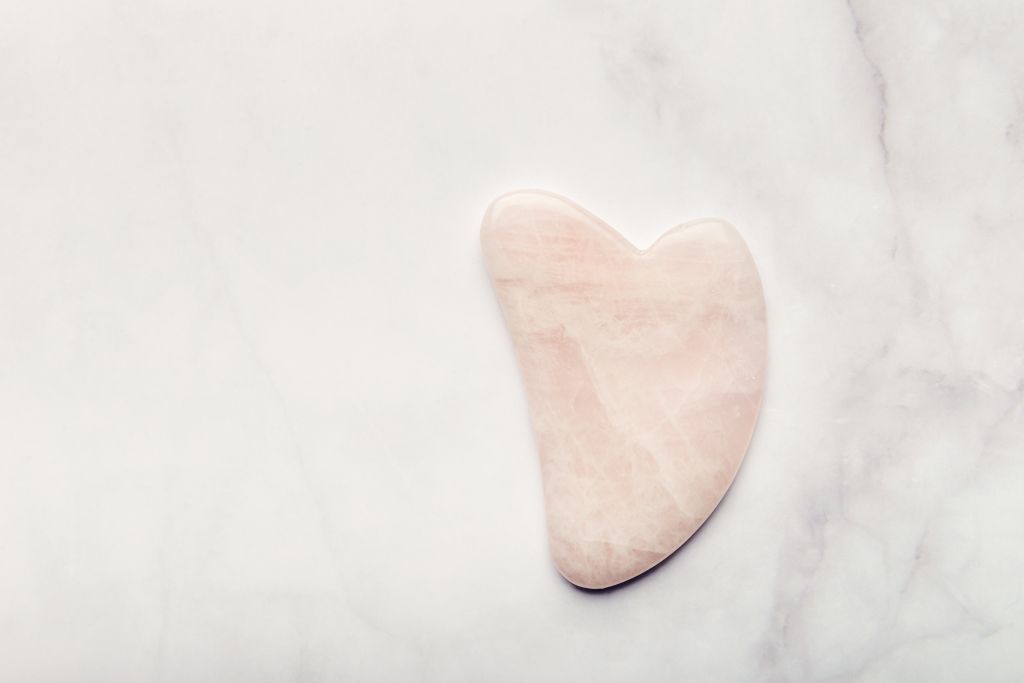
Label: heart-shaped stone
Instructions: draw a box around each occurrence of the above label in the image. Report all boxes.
[481,191,766,589]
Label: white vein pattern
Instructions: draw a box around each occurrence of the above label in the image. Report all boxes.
[0,0,1022,681]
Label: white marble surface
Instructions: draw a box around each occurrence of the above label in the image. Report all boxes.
[1,0,1022,680]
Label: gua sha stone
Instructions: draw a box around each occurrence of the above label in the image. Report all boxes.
[481,191,766,589]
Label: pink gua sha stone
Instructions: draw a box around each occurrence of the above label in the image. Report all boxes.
[481,191,766,589]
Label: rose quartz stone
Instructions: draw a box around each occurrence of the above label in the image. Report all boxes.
[481,191,766,589]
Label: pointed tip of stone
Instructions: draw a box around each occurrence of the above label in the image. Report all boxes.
[555,543,671,590]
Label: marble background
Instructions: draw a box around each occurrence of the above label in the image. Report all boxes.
[2,0,1022,680]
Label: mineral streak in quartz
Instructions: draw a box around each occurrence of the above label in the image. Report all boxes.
[481,191,767,589]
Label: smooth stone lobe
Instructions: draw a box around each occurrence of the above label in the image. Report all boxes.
[481,191,767,589]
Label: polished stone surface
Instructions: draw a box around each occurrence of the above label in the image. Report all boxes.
[482,191,766,588]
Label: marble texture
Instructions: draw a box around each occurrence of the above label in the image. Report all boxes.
[1,0,1024,680]
[482,191,765,588]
